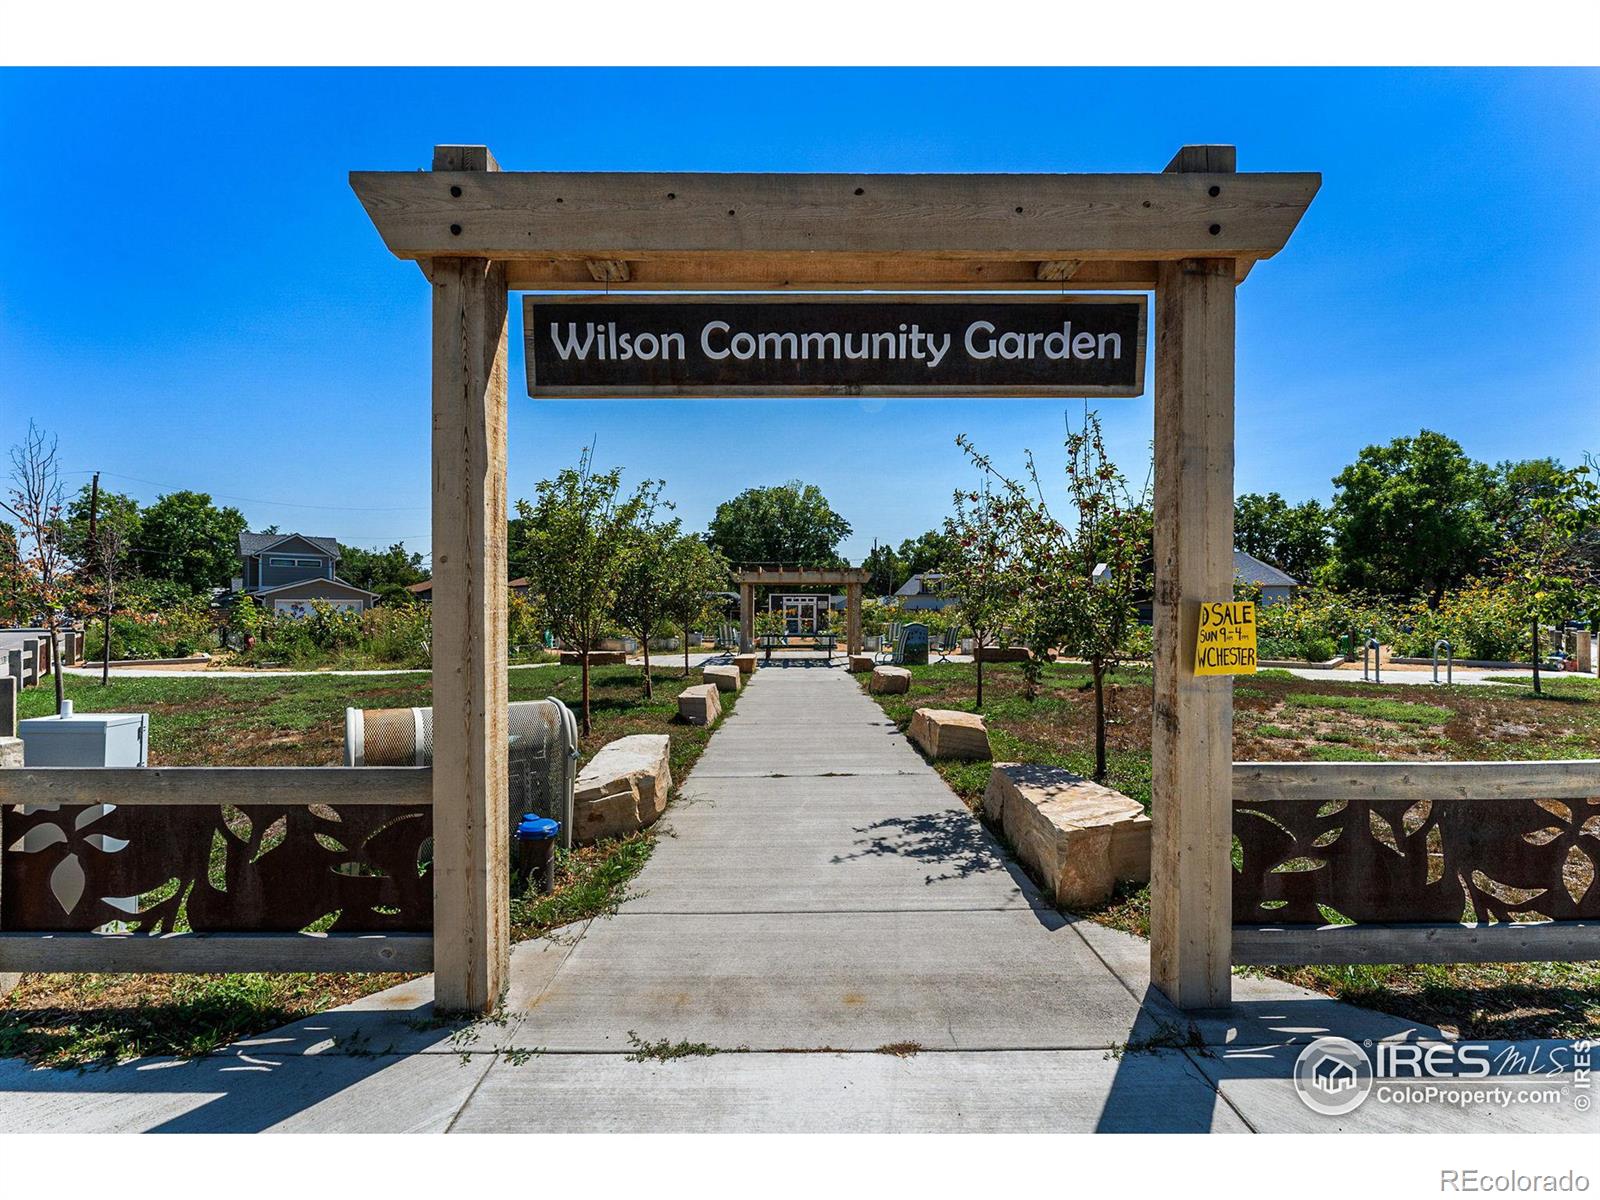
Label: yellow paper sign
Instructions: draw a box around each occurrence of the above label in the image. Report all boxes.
[1194,600,1257,675]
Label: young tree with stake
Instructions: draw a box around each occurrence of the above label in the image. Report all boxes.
[941,480,1016,710]
[1494,462,1600,697]
[519,449,654,735]
[7,423,75,713]
[611,491,677,700]
[660,535,732,677]
[956,413,1151,783]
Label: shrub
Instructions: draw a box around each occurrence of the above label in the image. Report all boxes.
[508,590,544,650]
[1255,587,1401,660]
[1391,581,1531,661]
[83,601,218,660]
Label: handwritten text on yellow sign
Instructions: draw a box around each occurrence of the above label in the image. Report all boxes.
[1194,600,1257,676]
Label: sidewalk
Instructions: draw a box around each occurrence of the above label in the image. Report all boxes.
[1,664,1590,1133]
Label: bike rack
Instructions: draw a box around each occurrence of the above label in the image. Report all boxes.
[1432,638,1453,685]
[1362,636,1381,683]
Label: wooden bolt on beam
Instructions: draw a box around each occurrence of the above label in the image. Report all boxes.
[1149,148,1239,1012]
[429,147,510,1015]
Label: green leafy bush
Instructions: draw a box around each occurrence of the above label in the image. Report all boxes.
[237,601,430,668]
[1391,581,1532,661]
[1254,587,1400,660]
[83,602,218,660]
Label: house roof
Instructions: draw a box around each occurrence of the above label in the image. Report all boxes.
[251,575,378,600]
[239,531,342,559]
[1233,549,1300,588]
[894,572,946,597]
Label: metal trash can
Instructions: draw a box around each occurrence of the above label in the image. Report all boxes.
[345,698,580,849]
[514,814,561,894]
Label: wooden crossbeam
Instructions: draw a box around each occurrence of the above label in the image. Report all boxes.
[0,932,433,974]
[0,766,432,806]
[1232,759,1600,803]
[350,168,1320,264]
[1232,922,1600,966]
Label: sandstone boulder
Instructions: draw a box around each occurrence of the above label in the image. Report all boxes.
[848,654,875,673]
[572,733,673,844]
[703,663,742,693]
[869,665,911,694]
[732,653,757,675]
[677,683,722,726]
[983,763,1150,907]
[909,708,991,761]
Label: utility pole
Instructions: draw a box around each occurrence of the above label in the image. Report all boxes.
[86,472,113,686]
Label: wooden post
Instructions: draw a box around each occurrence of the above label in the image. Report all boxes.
[0,674,15,738]
[1150,146,1238,1012]
[739,583,754,652]
[846,583,862,655]
[429,145,509,1014]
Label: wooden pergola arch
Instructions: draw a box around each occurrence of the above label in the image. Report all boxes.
[734,566,872,654]
[352,144,1319,1014]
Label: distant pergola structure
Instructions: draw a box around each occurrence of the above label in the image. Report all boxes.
[351,143,1319,1015]
[735,565,873,654]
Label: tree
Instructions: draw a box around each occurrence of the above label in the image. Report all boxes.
[1327,430,1498,603]
[897,528,958,581]
[941,484,1014,710]
[7,422,75,712]
[1493,462,1600,696]
[61,482,141,572]
[659,534,732,677]
[862,541,903,597]
[610,490,676,699]
[518,450,654,734]
[0,521,29,627]
[706,481,851,567]
[338,542,428,593]
[957,411,1151,783]
[1234,491,1330,582]
[135,490,247,593]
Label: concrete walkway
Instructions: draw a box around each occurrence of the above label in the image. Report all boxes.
[2,664,1591,1133]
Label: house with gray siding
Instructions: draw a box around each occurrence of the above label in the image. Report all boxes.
[236,532,378,616]
[891,572,961,612]
[1231,549,1300,606]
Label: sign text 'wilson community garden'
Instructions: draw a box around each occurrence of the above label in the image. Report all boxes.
[523,296,1146,398]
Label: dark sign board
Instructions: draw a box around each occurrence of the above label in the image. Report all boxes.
[523,295,1146,398]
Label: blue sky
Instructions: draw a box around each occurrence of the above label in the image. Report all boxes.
[2,68,1596,567]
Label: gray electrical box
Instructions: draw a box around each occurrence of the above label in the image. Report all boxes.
[18,701,148,767]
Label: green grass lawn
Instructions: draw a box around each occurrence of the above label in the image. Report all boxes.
[859,659,1600,1041]
[2,662,733,1067]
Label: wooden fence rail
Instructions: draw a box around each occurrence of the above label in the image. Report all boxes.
[0,766,434,975]
[1231,759,1600,966]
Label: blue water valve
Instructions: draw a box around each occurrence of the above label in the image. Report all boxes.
[515,814,561,842]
